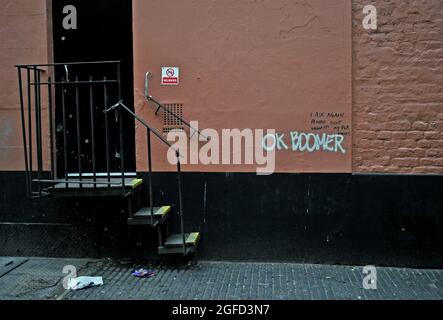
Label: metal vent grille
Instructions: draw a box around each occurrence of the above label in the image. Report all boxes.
[163,103,185,134]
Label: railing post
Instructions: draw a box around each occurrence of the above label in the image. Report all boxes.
[117,63,126,193]
[34,67,43,196]
[26,69,33,194]
[103,77,111,184]
[177,150,186,256]
[89,76,97,187]
[118,107,126,192]
[48,77,55,180]
[75,76,83,188]
[61,77,69,188]
[145,72,152,99]
[17,68,30,197]
[147,129,154,226]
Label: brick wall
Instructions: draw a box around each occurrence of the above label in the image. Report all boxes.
[353,0,443,173]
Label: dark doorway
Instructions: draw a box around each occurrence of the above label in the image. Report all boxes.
[52,0,135,174]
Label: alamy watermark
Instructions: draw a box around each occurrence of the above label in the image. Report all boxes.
[62,5,77,30]
[363,266,378,290]
[62,265,77,290]
[166,123,277,175]
[62,4,377,32]
[363,5,378,30]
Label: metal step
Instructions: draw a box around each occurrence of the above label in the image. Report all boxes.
[47,178,144,197]
[158,232,201,255]
[127,206,172,227]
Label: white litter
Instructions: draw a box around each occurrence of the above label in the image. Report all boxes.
[67,276,104,291]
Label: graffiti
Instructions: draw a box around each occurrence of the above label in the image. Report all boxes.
[259,111,349,154]
[262,132,346,154]
[310,112,350,136]
[165,116,348,174]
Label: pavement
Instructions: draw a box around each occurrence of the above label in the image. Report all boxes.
[0,257,442,300]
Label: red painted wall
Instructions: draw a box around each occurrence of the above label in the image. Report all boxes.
[0,0,50,171]
[1,1,442,175]
[133,0,353,173]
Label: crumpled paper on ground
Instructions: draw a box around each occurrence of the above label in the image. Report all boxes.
[68,276,104,290]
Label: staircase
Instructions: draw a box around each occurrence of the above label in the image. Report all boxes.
[15,61,201,258]
[47,174,200,257]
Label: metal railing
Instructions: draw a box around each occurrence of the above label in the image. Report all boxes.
[15,61,128,197]
[16,61,188,254]
[144,72,208,141]
[104,100,186,255]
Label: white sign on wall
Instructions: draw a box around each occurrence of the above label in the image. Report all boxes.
[161,67,179,85]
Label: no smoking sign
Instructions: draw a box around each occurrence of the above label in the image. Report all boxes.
[161,67,179,85]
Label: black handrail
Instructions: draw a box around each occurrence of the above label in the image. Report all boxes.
[146,96,208,141]
[104,100,181,153]
[104,100,187,255]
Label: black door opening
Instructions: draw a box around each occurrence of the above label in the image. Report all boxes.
[52,0,135,174]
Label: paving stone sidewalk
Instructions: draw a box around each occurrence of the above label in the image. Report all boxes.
[0,257,442,300]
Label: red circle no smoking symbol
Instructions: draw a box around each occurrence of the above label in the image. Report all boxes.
[166,68,175,77]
